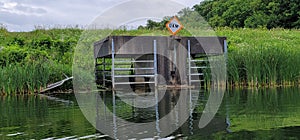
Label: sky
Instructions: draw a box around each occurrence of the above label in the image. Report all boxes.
[0,0,202,31]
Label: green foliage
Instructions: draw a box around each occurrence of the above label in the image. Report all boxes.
[193,0,300,29]
[244,12,269,28]
[138,17,171,30]
[217,28,300,87]
[0,63,47,94]
[138,8,212,32]
[0,28,81,94]
[0,28,81,66]
[0,61,72,94]
[1,26,300,94]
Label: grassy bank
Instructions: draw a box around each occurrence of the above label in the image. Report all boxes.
[0,28,299,94]
[216,28,300,87]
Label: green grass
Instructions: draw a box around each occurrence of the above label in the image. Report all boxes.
[0,62,71,95]
[0,28,299,94]
[216,28,300,87]
[0,63,47,94]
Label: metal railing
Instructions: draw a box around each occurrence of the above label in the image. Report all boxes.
[110,39,158,90]
[187,39,228,87]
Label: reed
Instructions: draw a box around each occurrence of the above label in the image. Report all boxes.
[0,62,71,95]
[1,28,300,93]
[218,28,300,87]
[227,45,300,87]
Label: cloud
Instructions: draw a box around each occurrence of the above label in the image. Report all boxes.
[0,1,47,16]
[93,0,185,28]
[0,0,202,31]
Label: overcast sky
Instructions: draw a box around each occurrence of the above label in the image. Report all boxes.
[0,0,202,31]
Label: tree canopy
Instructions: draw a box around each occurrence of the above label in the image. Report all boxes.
[193,0,300,29]
[142,0,300,29]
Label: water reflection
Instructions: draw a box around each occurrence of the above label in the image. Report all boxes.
[0,94,98,140]
[96,89,227,139]
[0,87,299,139]
[225,88,300,132]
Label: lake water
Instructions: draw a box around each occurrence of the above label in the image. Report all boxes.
[0,87,299,139]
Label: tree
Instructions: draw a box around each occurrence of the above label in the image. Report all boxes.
[192,0,300,29]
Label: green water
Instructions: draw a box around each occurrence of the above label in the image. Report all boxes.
[0,94,97,140]
[0,87,300,139]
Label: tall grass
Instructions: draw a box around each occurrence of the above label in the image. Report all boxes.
[1,28,300,93]
[0,63,48,94]
[217,28,300,87]
[0,62,72,95]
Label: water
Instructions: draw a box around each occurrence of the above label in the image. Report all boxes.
[0,94,98,140]
[0,87,299,139]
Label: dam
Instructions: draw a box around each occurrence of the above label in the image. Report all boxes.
[94,36,227,90]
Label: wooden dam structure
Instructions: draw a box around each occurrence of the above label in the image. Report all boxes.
[94,36,227,90]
